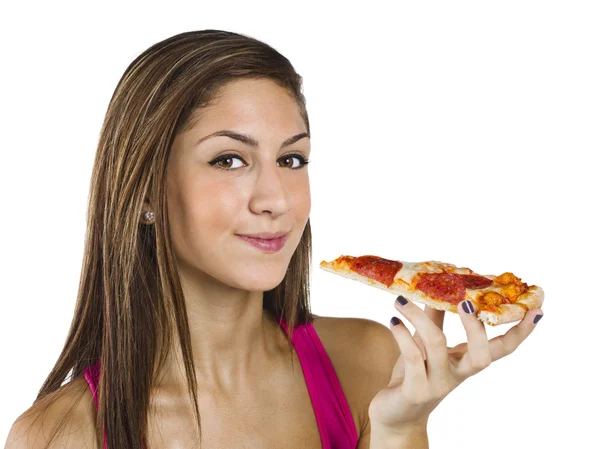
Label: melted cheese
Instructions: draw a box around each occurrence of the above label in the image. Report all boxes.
[394,261,474,285]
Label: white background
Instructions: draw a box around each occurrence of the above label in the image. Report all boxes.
[1,1,598,448]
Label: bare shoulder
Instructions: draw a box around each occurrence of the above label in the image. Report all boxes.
[5,375,98,449]
[311,316,400,438]
[312,315,400,375]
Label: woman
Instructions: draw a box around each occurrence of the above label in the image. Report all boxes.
[6,29,542,449]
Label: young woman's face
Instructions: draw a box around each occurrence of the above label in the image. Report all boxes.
[165,78,311,292]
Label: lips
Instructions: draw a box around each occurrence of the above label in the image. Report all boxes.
[237,231,290,239]
[236,233,289,252]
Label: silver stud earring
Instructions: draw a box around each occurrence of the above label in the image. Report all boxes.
[143,211,154,223]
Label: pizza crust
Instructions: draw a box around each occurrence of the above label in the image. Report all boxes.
[476,286,544,325]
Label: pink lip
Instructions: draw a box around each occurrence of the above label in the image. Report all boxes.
[236,234,288,252]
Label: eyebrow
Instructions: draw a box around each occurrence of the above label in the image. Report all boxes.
[196,130,310,149]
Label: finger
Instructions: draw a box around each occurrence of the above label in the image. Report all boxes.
[449,308,544,361]
[448,342,467,358]
[454,300,492,379]
[412,334,428,361]
[389,316,427,387]
[424,306,445,330]
[413,306,446,359]
[394,296,449,370]
[487,308,544,361]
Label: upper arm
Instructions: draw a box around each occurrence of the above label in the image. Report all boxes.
[354,318,400,449]
[4,376,98,449]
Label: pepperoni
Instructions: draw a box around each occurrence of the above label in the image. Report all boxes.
[350,255,403,287]
[459,274,493,289]
[415,273,466,304]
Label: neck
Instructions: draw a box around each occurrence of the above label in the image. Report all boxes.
[152,300,290,397]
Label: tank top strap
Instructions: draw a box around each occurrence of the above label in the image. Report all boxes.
[278,317,359,449]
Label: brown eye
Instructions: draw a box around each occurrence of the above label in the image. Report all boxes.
[209,154,245,170]
[278,154,310,170]
[217,157,233,168]
[280,156,294,168]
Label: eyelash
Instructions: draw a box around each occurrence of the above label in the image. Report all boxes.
[209,153,311,171]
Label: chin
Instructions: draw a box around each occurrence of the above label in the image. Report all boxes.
[245,278,286,293]
[236,270,288,292]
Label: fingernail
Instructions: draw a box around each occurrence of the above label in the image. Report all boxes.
[462,300,475,314]
[533,314,543,324]
[391,317,401,326]
[396,295,408,306]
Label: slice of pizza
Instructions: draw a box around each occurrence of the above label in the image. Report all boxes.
[319,255,544,326]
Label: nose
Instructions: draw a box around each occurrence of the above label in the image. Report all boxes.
[248,162,292,216]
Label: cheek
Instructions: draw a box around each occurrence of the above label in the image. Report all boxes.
[167,183,243,269]
[183,181,244,230]
[292,178,311,215]
[168,178,235,236]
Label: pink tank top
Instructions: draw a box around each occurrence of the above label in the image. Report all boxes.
[83,317,359,449]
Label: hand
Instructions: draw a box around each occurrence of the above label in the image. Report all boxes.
[368,296,543,435]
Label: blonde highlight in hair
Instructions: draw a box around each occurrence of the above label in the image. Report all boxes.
[29,29,315,448]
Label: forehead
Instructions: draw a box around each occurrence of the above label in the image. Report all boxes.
[191,78,305,130]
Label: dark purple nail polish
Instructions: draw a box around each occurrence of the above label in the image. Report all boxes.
[533,314,543,324]
[462,300,475,314]
[396,295,408,306]
[391,317,401,326]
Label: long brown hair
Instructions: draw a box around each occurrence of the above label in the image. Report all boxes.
[30,29,315,448]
